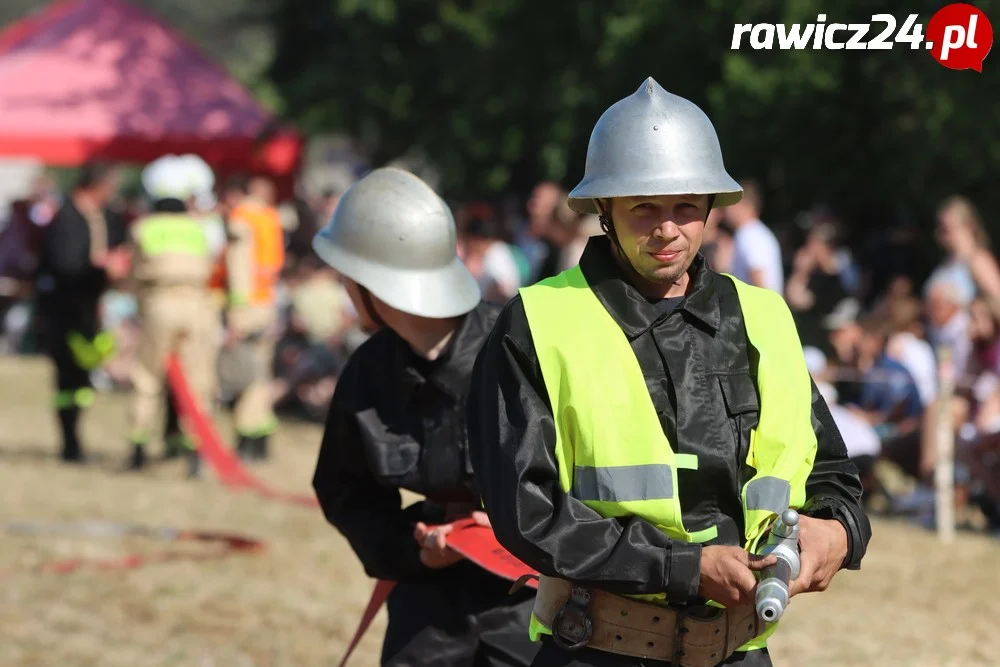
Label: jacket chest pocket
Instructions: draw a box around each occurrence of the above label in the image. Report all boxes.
[421,410,470,489]
[718,374,760,473]
[355,408,422,487]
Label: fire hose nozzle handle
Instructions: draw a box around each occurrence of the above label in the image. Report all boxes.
[754,509,801,623]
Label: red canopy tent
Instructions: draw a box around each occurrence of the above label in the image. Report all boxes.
[0,0,302,190]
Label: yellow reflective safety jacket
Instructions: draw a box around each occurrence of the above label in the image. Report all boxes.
[130,212,213,287]
[518,265,818,651]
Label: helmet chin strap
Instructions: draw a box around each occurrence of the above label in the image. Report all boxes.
[594,194,716,287]
[358,285,389,330]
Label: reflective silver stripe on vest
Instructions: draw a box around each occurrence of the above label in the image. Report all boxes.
[745,476,791,514]
[572,465,673,503]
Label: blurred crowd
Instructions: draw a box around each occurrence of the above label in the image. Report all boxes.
[704,182,1000,533]
[0,168,997,533]
[0,171,604,425]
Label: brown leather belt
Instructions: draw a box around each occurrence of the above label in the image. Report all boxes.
[526,574,761,667]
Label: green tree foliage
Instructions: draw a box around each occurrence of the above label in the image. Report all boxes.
[267,0,999,229]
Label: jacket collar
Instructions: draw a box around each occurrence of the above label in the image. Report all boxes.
[577,235,721,339]
[397,301,492,401]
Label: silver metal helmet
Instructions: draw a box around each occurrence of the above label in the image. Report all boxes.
[312,167,480,319]
[567,77,743,215]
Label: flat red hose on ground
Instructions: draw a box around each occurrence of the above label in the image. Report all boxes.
[0,521,265,579]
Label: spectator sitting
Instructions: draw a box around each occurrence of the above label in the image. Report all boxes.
[845,314,924,440]
[290,259,355,346]
[884,295,938,408]
[823,296,863,406]
[925,278,973,378]
[804,346,881,498]
[272,260,357,421]
[970,297,1000,377]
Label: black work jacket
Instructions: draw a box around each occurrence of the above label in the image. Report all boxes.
[312,300,502,582]
[36,199,125,307]
[466,235,872,604]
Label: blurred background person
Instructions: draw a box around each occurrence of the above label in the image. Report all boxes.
[927,195,1000,317]
[124,155,217,476]
[847,315,925,442]
[272,256,357,422]
[805,346,882,500]
[221,175,286,462]
[925,279,974,382]
[33,161,127,462]
[723,178,784,293]
[884,295,938,411]
[547,198,601,273]
[786,219,851,356]
[457,202,522,303]
[700,206,734,273]
[519,181,563,283]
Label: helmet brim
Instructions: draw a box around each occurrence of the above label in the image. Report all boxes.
[313,235,481,319]
[567,175,743,215]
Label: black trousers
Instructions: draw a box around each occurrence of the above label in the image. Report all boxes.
[37,292,100,457]
[38,294,98,396]
[529,639,772,667]
[382,563,540,667]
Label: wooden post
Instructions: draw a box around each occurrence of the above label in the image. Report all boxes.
[935,345,955,543]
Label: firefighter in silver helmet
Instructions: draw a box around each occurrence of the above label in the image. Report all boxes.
[466,78,872,666]
[311,167,538,666]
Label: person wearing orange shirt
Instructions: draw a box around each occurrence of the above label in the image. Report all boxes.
[222,176,285,461]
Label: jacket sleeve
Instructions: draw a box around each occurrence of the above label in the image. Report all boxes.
[800,378,873,571]
[466,297,704,602]
[311,354,431,582]
[224,217,254,306]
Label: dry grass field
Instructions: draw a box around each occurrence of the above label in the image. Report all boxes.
[1,355,998,667]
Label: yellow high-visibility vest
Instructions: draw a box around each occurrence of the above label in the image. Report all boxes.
[518,265,817,651]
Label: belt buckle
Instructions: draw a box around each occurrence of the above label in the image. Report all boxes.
[551,586,593,651]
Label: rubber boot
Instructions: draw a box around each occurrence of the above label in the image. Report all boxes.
[163,391,183,458]
[254,435,269,461]
[164,433,192,459]
[127,442,147,471]
[57,406,84,463]
[186,450,201,479]
[236,435,255,463]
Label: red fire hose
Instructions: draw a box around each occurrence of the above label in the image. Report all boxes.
[1,520,265,576]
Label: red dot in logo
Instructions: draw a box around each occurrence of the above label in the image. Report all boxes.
[926,3,993,71]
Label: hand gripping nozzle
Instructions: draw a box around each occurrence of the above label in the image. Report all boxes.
[754,509,800,624]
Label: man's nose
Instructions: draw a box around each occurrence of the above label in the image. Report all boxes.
[652,219,679,239]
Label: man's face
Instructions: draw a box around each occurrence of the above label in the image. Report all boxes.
[92,170,122,207]
[608,194,709,285]
[829,323,861,364]
[925,286,960,329]
[859,329,885,359]
[527,182,561,233]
